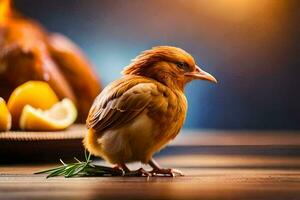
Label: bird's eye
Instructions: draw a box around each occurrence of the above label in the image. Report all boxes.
[176,62,189,72]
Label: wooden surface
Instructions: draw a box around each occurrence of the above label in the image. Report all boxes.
[1,154,300,200]
[1,131,300,200]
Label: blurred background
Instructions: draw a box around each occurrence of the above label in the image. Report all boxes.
[14,0,299,130]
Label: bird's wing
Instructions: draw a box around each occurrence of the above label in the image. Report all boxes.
[86,77,165,133]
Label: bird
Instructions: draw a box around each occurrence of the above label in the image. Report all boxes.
[83,46,217,177]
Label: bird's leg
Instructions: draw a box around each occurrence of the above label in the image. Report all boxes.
[118,163,151,177]
[148,159,184,177]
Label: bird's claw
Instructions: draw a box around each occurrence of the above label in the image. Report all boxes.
[150,168,184,177]
[124,168,151,177]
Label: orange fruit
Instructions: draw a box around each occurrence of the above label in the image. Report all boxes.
[19,98,77,131]
[0,97,11,131]
[7,81,59,128]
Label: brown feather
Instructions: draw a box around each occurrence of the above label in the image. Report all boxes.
[86,75,168,133]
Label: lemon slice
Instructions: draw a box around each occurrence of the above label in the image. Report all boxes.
[0,97,11,131]
[19,98,77,131]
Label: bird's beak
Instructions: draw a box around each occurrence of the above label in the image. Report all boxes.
[184,65,217,83]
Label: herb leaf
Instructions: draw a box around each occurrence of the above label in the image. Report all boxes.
[35,151,124,178]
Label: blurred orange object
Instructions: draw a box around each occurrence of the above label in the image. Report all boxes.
[7,81,59,128]
[0,0,101,123]
[0,97,11,131]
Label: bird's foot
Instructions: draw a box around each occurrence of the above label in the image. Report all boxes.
[124,168,151,177]
[113,165,123,171]
[112,165,125,176]
[150,168,184,177]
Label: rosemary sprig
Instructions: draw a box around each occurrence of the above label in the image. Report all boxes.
[35,150,124,178]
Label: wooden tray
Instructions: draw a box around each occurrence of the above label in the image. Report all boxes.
[0,124,86,163]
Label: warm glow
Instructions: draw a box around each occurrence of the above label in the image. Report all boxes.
[182,0,284,23]
[202,0,262,21]
[0,0,11,24]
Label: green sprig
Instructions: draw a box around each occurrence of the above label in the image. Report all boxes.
[35,150,124,178]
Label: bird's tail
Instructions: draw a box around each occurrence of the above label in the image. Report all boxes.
[83,129,103,157]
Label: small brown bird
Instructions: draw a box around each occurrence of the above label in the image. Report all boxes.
[84,46,217,176]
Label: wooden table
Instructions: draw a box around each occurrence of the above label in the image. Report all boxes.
[1,131,300,200]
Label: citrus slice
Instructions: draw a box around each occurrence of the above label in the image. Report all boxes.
[7,81,59,128]
[19,98,77,131]
[0,97,11,131]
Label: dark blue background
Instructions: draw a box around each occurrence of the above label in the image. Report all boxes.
[15,0,300,130]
